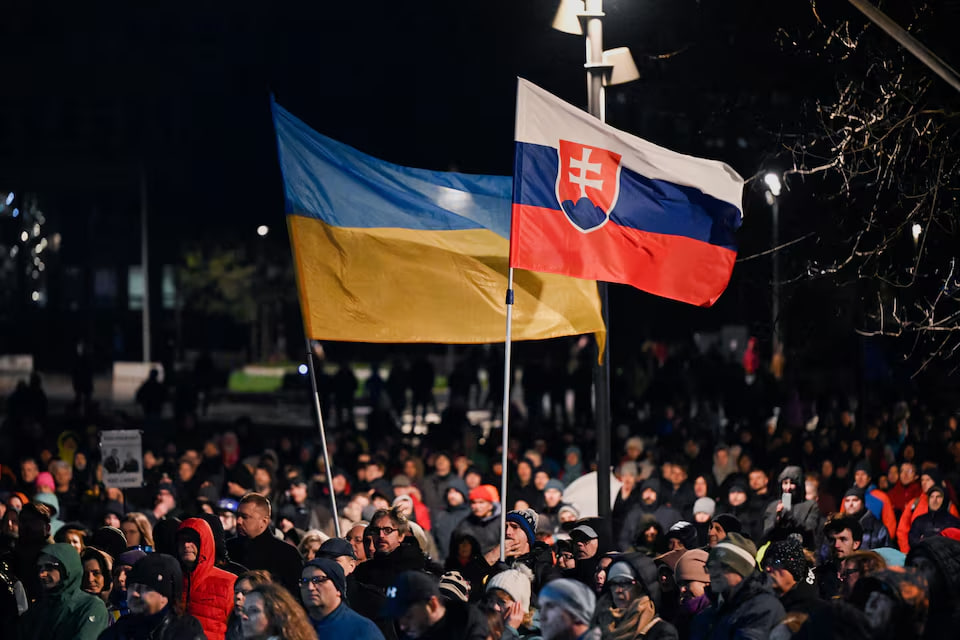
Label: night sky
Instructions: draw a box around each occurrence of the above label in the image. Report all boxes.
[1,1,923,368]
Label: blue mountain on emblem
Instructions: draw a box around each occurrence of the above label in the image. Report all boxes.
[561,198,609,232]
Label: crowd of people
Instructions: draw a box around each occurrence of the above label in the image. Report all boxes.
[1,345,960,639]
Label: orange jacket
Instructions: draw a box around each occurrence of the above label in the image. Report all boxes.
[896,493,960,553]
[178,518,237,640]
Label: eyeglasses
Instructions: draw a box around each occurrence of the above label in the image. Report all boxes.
[608,579,637,590]
[37,563,62,572]
[368,526,398,537]
[300,575,332,586]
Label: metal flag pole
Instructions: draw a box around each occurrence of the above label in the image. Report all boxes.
[499,267,516,561]
[284,215,342,537]
[584,0,612,520]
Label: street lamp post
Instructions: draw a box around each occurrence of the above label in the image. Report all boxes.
[764,173,782,354]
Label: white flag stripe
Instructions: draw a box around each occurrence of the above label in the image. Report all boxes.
[515,78,744,211]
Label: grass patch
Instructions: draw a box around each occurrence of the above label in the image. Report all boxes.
[228,371,285,393]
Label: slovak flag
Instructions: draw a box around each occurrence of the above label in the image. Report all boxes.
[509,79,744,307]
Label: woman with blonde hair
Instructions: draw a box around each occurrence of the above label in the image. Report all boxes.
[120,512,155,551]
[240,582,318,640]
[298,530,331,561]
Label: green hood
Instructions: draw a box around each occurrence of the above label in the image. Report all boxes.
[41,542,83,596]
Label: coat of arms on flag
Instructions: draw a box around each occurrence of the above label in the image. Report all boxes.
[556,140,622,233]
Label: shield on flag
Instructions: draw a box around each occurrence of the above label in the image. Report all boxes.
[555,139,623,233]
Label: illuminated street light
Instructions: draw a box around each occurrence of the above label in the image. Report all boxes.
[257,225,269,237]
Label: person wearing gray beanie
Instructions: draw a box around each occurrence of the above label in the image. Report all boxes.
[597,553,677,640]
[693,532,785,639]
[538,578,598,640]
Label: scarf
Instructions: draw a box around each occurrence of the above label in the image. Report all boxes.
[603,596,660,640]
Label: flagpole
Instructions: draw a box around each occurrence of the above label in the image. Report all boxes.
[584,0,612,520]
[499,267,516,561]
[284,215,342,537]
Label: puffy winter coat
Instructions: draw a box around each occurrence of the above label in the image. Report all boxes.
[179,517,237,640]
[897,493,960,553]
[17,542,109,640]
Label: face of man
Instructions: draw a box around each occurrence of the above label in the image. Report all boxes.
[575,537,598,560]
[706,563,733,596]
[544,488,563,508]
[708,522,725,547]
[82,558,105,595]
[470,499,493,519]
[781,478,798,496]
[728,490,747,507]
[290,483,308,504]
[558,549,576,570]
[178,538,199,568]
[237,502,270,538]
[765,566,795,595]
[928,490,944,511]
[854,470,870,489]
[347,525,367,561]
[434,455,452,476]
[920,474,935,493]
[300,566,341,618]
[37,554,62,591]
[641,488,657,505]
[446,488,464,508]
[832,528,860,559]
[843,495,864,515]
[504,521,531,556]
[864,591,898,634]
[517,463,532,483]
[398,598,444,639]
[540,601,576,640]
[534,471,550,491]
[21,460,38,483]
[127,583,168,615]
[749,471,768,492]
[900,464,917,485]
[219,511,237,534]
[370,516,404,553]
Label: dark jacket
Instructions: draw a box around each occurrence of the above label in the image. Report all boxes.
[419,600,489,640]
[226,526,303,596]
[619,504,681,550]
[444,533,491,600]
[907,536,960,640]
[853,508,891,550]
[98,605,205,640]
[433,480,471,561]
[762,467,824,548]
[908,502,960,549]
[689,572,786,640]
[504,541,561,596]
[452,503,503,554]
[178,518,236,640]
[353,537,432,640]
[18,543,110,640]
[310,601,385,640]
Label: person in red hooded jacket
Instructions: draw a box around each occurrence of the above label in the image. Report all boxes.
[176,517,237,640]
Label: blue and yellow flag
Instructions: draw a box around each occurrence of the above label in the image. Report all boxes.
[272,100,605,345]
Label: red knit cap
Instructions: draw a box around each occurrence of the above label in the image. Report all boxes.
[469,484,500,503]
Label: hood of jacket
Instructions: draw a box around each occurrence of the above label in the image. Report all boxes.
[469,501,502,524]
[607,551,662,610]
[178,517,216,581]
[41,542,83,598]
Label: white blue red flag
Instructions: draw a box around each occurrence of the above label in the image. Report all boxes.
[510,79,744,307]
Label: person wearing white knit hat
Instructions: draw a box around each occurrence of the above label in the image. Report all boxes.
[487,568,534,634]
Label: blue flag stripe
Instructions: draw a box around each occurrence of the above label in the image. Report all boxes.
[514,142,740,250]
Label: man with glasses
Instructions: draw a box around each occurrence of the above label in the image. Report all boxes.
[17,542,109,640]
[354,507,429,589]
[300,557,384,639]
[226,493,303,596]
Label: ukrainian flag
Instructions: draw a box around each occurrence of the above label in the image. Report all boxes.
[272,100,605,346]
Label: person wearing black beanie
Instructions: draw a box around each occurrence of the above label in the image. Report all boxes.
[841,487,891,550]
[99,553,206,640]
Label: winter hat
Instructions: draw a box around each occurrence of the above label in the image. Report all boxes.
[853,460,873,478]
[708,532,757,578]
[605,561,636,584]
[393,494,414,509]
[127,553,183,602]
[844,486,866,500]
[438,571,471,602]
[762,537,807,582]
[116,549,148,567]
[487,569,532,612]
[544,479,565,494]
[640,478,661,494]
[711,514,742,535]
[675,549,710,583]
[693,498,716,518]
[469,484,499,504]
[558,504,580,520]
[666,521,698,550]
[506,509,538,547]
[926,485,945,498]
[91,526,127,560]
[727,482,748,496]
[36,472,56,491]
[538,578,597,625]
[919,467,943,486]
[304,557,346,597]
[873,547,906,567]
